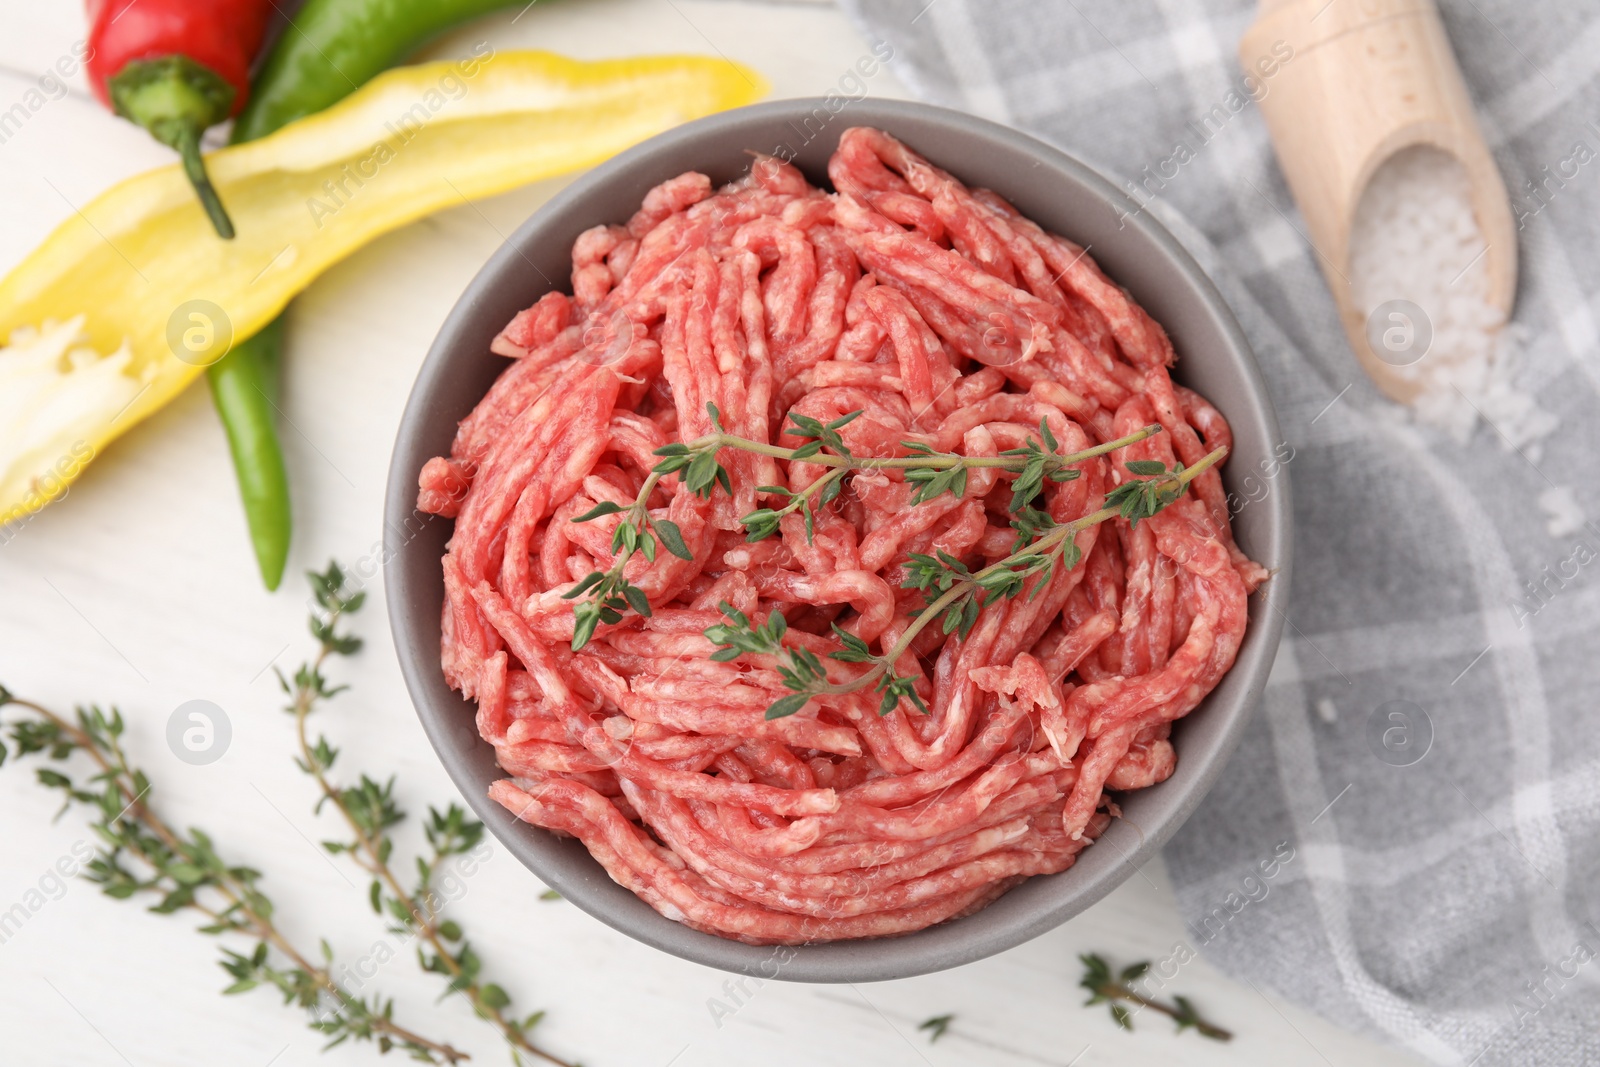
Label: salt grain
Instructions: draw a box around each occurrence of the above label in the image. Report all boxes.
[1537,485,1586,539]
[1348,147,1557,457]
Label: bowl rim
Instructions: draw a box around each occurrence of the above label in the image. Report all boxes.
[384,96,1291,982]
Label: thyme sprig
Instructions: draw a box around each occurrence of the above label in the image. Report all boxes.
[741,467,849,544]
[289,563,576,1067]
[704,604,927,720]
[1079,953,1232,1041]
[918,1013,954,1043]
[0,563,589,1064]
[711,446,1226,719]
[1107,458,1191,526]
[914,451,1222,639]
[0,690,466,1063]
[564,402,1165,651]
[562,477,696,651]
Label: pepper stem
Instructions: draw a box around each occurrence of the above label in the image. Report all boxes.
[171,125,236,240]
[107,56,238,239]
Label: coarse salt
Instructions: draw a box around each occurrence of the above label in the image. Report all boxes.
[1349,146,1558,457]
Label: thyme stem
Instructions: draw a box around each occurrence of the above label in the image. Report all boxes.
[566,413,1167,652]
[293,683,577,1067]
[906,443,1222,653]
[780,444,1228,706]
[1109,989,1233,1041]
[678,421,1163,471]
[1079,952,1232,1041]
[1,695,468,1064]
[292,566,578,1067]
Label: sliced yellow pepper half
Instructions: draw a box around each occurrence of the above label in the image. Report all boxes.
[0,51,766,525]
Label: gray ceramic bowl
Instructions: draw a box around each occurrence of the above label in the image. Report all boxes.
[384,98,1291,983]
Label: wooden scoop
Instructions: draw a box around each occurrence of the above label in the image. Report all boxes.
[1240,0,1517,403]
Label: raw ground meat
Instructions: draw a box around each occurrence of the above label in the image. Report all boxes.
[418,127,1266,945]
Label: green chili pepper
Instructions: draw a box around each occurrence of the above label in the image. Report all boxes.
[232,0,531,143]
[211,0,534,588]
[206,319,290,590]
[207,311,293,588]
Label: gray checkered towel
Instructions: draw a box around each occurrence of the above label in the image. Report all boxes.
[838,0,1600,1062]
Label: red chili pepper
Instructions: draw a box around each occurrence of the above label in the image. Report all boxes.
[85,0,275,238]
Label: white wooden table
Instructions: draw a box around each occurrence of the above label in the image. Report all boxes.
[0,2,1420,1064]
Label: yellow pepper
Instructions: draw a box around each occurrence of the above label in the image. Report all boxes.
[0,50,766,525]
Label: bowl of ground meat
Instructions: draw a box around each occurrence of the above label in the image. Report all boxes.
[384,97,1291,982]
